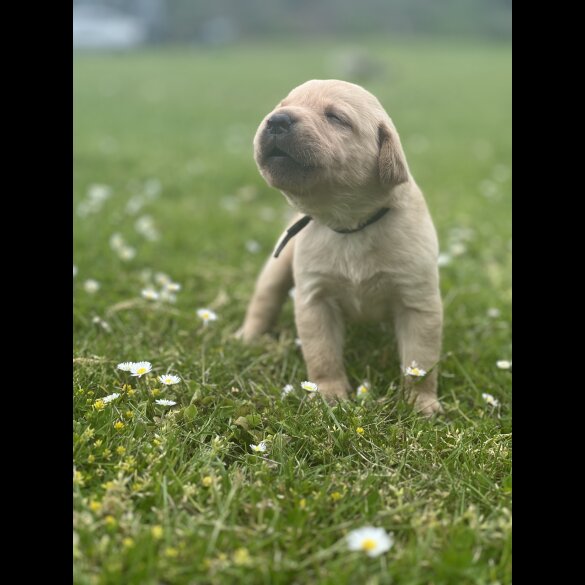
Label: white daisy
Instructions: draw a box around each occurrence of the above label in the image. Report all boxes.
[159,290,177,304]
[301,381,319,393]
[245,240,261,254]
[102,393,120,404]
[126,195,144,215]
[87,184,112,202]
[405,361,427,377]
[282,384,294,397]
[109,233,125,251]
[141,288,160,301]
[155,272,172,286]
[197,308,218,324]
[496,360,512,370]
[143,227,160,242]
[356,381,370,398]
[438,253,452,267]
[130,361,152,377]
[482,393,500,408]
[250,442,267,453]
[117,362,134,372]
[83,279,100,294]
[449,242,467,256]
[155,399,177,406]
[92,316,111,332]
[135,215,155,234]
[295,337,302,347]
[118,246,136,261]
[164,282,181,293]
[158,374,181,386]
[346,526,394,558]
[487,308,501,318]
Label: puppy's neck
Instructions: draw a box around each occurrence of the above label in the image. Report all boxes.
[282,183,410,232]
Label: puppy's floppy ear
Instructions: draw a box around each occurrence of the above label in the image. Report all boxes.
[378,122,409,188]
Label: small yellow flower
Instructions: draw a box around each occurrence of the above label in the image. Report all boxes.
[125,410,134,419]
[114,421,125,431]
[233,548,252,566]
[93,400,106,411]
[116,446,126,456]
[73,470,85,486]
[81,426,95,440]
[299,498,306,510]
[87,390,94,397]
[356,427,365,435]
[94,439,103,448]
[89,500,102,513]
[150,388,161,397]
[87,454,96,464]
[121,384,134,393]
[103,449,112,459]
[151,525,164,540]
[202,476,213,487]
[102,481,115,491]
[330,491,343,502]
[165,547,179,558]
[123,537,134,549]
[104,515,117,527]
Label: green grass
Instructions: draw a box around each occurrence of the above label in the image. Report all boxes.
[73,39,511,585]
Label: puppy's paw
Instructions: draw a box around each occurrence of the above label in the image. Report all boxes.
[411,393,443,418]
[317,381,350,404]
[234,324,264,344]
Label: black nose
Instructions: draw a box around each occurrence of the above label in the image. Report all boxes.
[266,113,292,134]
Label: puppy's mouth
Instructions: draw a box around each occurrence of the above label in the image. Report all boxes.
[256,132,320,191]
[266,146,294,160]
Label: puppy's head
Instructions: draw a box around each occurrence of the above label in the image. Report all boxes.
[254,80,410,213]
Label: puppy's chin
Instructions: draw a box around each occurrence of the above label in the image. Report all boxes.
[257,155,317,192]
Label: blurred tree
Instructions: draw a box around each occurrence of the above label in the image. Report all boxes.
[73,0,512,43]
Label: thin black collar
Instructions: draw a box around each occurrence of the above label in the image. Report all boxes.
[273,207,390,258]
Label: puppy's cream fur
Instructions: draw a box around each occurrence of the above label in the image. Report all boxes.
[239,80,443,416]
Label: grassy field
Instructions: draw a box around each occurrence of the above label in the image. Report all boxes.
[73,39,512,585]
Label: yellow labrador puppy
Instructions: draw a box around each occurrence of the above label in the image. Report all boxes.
[239,80,442,416]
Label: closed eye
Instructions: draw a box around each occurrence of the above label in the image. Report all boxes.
[325,111,352,128]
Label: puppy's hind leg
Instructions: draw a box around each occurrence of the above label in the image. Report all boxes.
[239,234,294,343]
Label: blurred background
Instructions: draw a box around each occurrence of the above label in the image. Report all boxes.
[73,0,511,50]
[73,0,512,371]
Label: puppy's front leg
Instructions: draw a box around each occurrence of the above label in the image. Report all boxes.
[393,300,443,416]
[295,295,350,402]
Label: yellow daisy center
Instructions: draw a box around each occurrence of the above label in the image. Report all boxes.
[137,368,146,374]
[411,368,420,376]
[361,538,377,551]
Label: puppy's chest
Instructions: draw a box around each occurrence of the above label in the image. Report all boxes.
[297,234,395,322]
[332,273,393,322]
